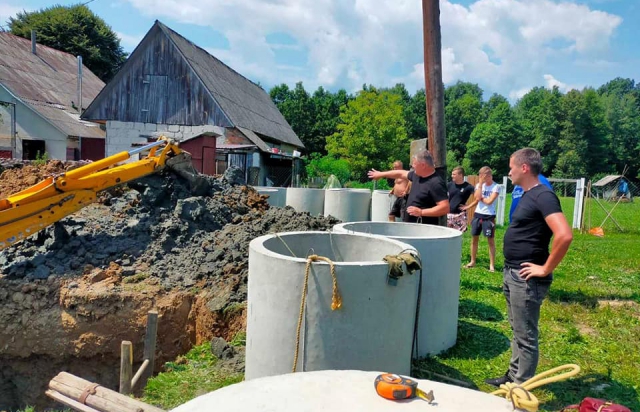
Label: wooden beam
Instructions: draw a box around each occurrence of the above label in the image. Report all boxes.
[422,0,447,226]
[120,340,133,395]
[142,310,159,384]
[45,389,101,412]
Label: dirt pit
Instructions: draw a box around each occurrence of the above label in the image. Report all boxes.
[0,163,339,410]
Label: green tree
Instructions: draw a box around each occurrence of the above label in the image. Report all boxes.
[270,82,315,153]
[464,100,522,175]
[409,89,427,142]
[9,4,127,82]
[514,86,563,173]
[444,81,483,106]
[383,83,426,142]
[271,83,352,155]
[445,93,483,164]
[601,91,640,177]
[310,87,351,155]
[326,90,409,180]
[305,153,351,184]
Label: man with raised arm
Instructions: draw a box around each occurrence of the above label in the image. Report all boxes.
[368,150,449,225]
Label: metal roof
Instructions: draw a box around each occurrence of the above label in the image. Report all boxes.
[593,175,623,187]
[0,32,105,139]
[157,22,303,149]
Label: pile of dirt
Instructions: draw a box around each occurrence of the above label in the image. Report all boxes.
[0,159,89,198]
[0,161,340,409]
[1,168,339,295]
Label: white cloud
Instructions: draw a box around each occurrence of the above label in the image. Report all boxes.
[121,0,622,95]
[543,74,581,92]
[509,87,532,100]
[0,4,24,26]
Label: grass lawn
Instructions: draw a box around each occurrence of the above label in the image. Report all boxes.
[415,197,640,411]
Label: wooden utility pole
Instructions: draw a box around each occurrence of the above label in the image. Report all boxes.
[422,0,447,226]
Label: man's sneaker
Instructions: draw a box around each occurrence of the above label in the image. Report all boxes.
[484,372,513,387]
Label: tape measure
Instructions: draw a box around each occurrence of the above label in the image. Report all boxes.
[374,373,434,403]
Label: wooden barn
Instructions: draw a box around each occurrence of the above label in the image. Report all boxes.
[82,21,303,184]
[0,32,105,160]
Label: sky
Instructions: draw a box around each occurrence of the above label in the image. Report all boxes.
[1,0,638,100]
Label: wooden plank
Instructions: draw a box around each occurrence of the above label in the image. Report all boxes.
[131,359,150,389]
[120,340,133,395]
[46,389,101,412]
[50,378,145,412]
[51,372,166,412]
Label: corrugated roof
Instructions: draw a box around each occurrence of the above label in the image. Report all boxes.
[157,22,303,149]
[593,175,622,187]
[0,32,105,139]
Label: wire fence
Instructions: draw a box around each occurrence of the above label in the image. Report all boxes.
[494,176,639,234]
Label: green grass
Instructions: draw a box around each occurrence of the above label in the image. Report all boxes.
[415,198,640,411]
[141,342,243,409]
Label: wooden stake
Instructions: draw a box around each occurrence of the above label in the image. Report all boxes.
[120,340,133,395]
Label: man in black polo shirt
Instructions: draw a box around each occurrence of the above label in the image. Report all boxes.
[485,148,573,387]
[368,150,449,225]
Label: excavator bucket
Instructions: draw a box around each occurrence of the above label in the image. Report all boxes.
[166,152,211,195]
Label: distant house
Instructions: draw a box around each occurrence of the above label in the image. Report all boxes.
[82,20,304,185]
[0,32,106,160]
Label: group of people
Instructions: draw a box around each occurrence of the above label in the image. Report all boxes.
[368,148,573,387]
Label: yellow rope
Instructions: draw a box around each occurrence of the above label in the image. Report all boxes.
[292,255,342,373]
[490,364,581,412]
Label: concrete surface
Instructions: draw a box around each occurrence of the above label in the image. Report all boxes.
[171,370,513,412]
[324,189,372,222]
[255,187,286,207]
[333,222,463,357]
[246,231,418,380]
[285,188,325,216]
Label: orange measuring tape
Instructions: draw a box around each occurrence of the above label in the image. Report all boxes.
[374,373,435,403]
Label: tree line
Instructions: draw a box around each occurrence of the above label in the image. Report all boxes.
[270,79,640,182]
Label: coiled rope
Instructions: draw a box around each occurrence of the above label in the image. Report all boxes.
[292,254,342,373]
[491,364,581,412]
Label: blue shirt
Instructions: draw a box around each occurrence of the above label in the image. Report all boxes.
[509,175,552,223]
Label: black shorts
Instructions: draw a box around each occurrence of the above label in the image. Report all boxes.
[390,196,407,219]
[471,214,496,237]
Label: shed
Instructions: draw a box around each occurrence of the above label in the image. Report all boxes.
[81,20,303,185]
[592,175,635,201]
[0,32,106,160]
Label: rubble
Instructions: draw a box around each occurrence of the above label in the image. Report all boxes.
[1,164,339,305]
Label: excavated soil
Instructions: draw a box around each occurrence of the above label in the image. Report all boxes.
[0,162,339,410]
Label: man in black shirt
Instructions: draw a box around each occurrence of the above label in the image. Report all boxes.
[447,166,474,231]
[485,148,573,387]
[368,150,449,225]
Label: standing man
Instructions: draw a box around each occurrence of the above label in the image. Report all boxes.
[447,166,474,231]
[485,148,573,387]
[388,160,410,222]
[368,150,449,225]
[466,166,500,272]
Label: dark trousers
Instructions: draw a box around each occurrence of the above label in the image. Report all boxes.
[503,267,551,383]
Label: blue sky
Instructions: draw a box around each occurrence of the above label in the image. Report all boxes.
[1,0,637,100]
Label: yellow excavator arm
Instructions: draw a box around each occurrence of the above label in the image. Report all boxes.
[0,137,200,251]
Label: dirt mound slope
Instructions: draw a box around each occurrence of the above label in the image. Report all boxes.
[0,159,89,199]
[1,166,339,305]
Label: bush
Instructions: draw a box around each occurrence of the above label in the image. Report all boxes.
[305,153,351,185]
[32,150,49,166]
[345,179,390,190]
